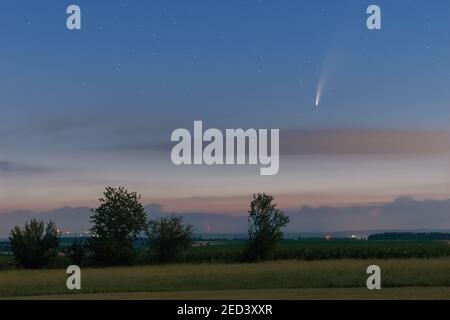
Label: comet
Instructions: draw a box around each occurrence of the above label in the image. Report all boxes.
[313,24,344,108]
[315,43,337,108]
[315,75,324,107]
[315,84,321,107]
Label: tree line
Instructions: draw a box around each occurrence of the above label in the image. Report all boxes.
[9,187,289,269]
[368,232,450,241]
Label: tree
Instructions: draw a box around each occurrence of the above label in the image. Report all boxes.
[147,215,194,262]
[88,186,148,265]
[9,219,60,269]
[243,193,289,261]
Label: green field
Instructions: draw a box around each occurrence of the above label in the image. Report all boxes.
[0,256,15,270]
[1,239,450,268]
[1,259,449,299]
[179,239,450,262]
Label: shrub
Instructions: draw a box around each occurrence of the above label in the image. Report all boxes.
[147,215,194,262]
[9,219,60,269]
[64,239,88,265]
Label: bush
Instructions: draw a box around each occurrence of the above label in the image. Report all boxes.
[147,215,194,262]
[88,237,135,265]
[9,219,60,269]
[64,239,88,265]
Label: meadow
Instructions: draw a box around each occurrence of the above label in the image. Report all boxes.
[0,259,449,299]
[1,239,449,299]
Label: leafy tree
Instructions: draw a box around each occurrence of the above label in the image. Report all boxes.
[147,215,194,262]
[243,193,289,261]
[88,186,148,265]
[9,219,60,268]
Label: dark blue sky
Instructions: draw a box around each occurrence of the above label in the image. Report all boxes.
[1,0,449,131]
[0,1,449,224]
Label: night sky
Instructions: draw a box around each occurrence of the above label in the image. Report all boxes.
[0,1,449,233]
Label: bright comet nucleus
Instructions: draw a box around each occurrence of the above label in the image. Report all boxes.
[315,79,323,107]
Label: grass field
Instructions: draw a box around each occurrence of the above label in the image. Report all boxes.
[1,259,449,299]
